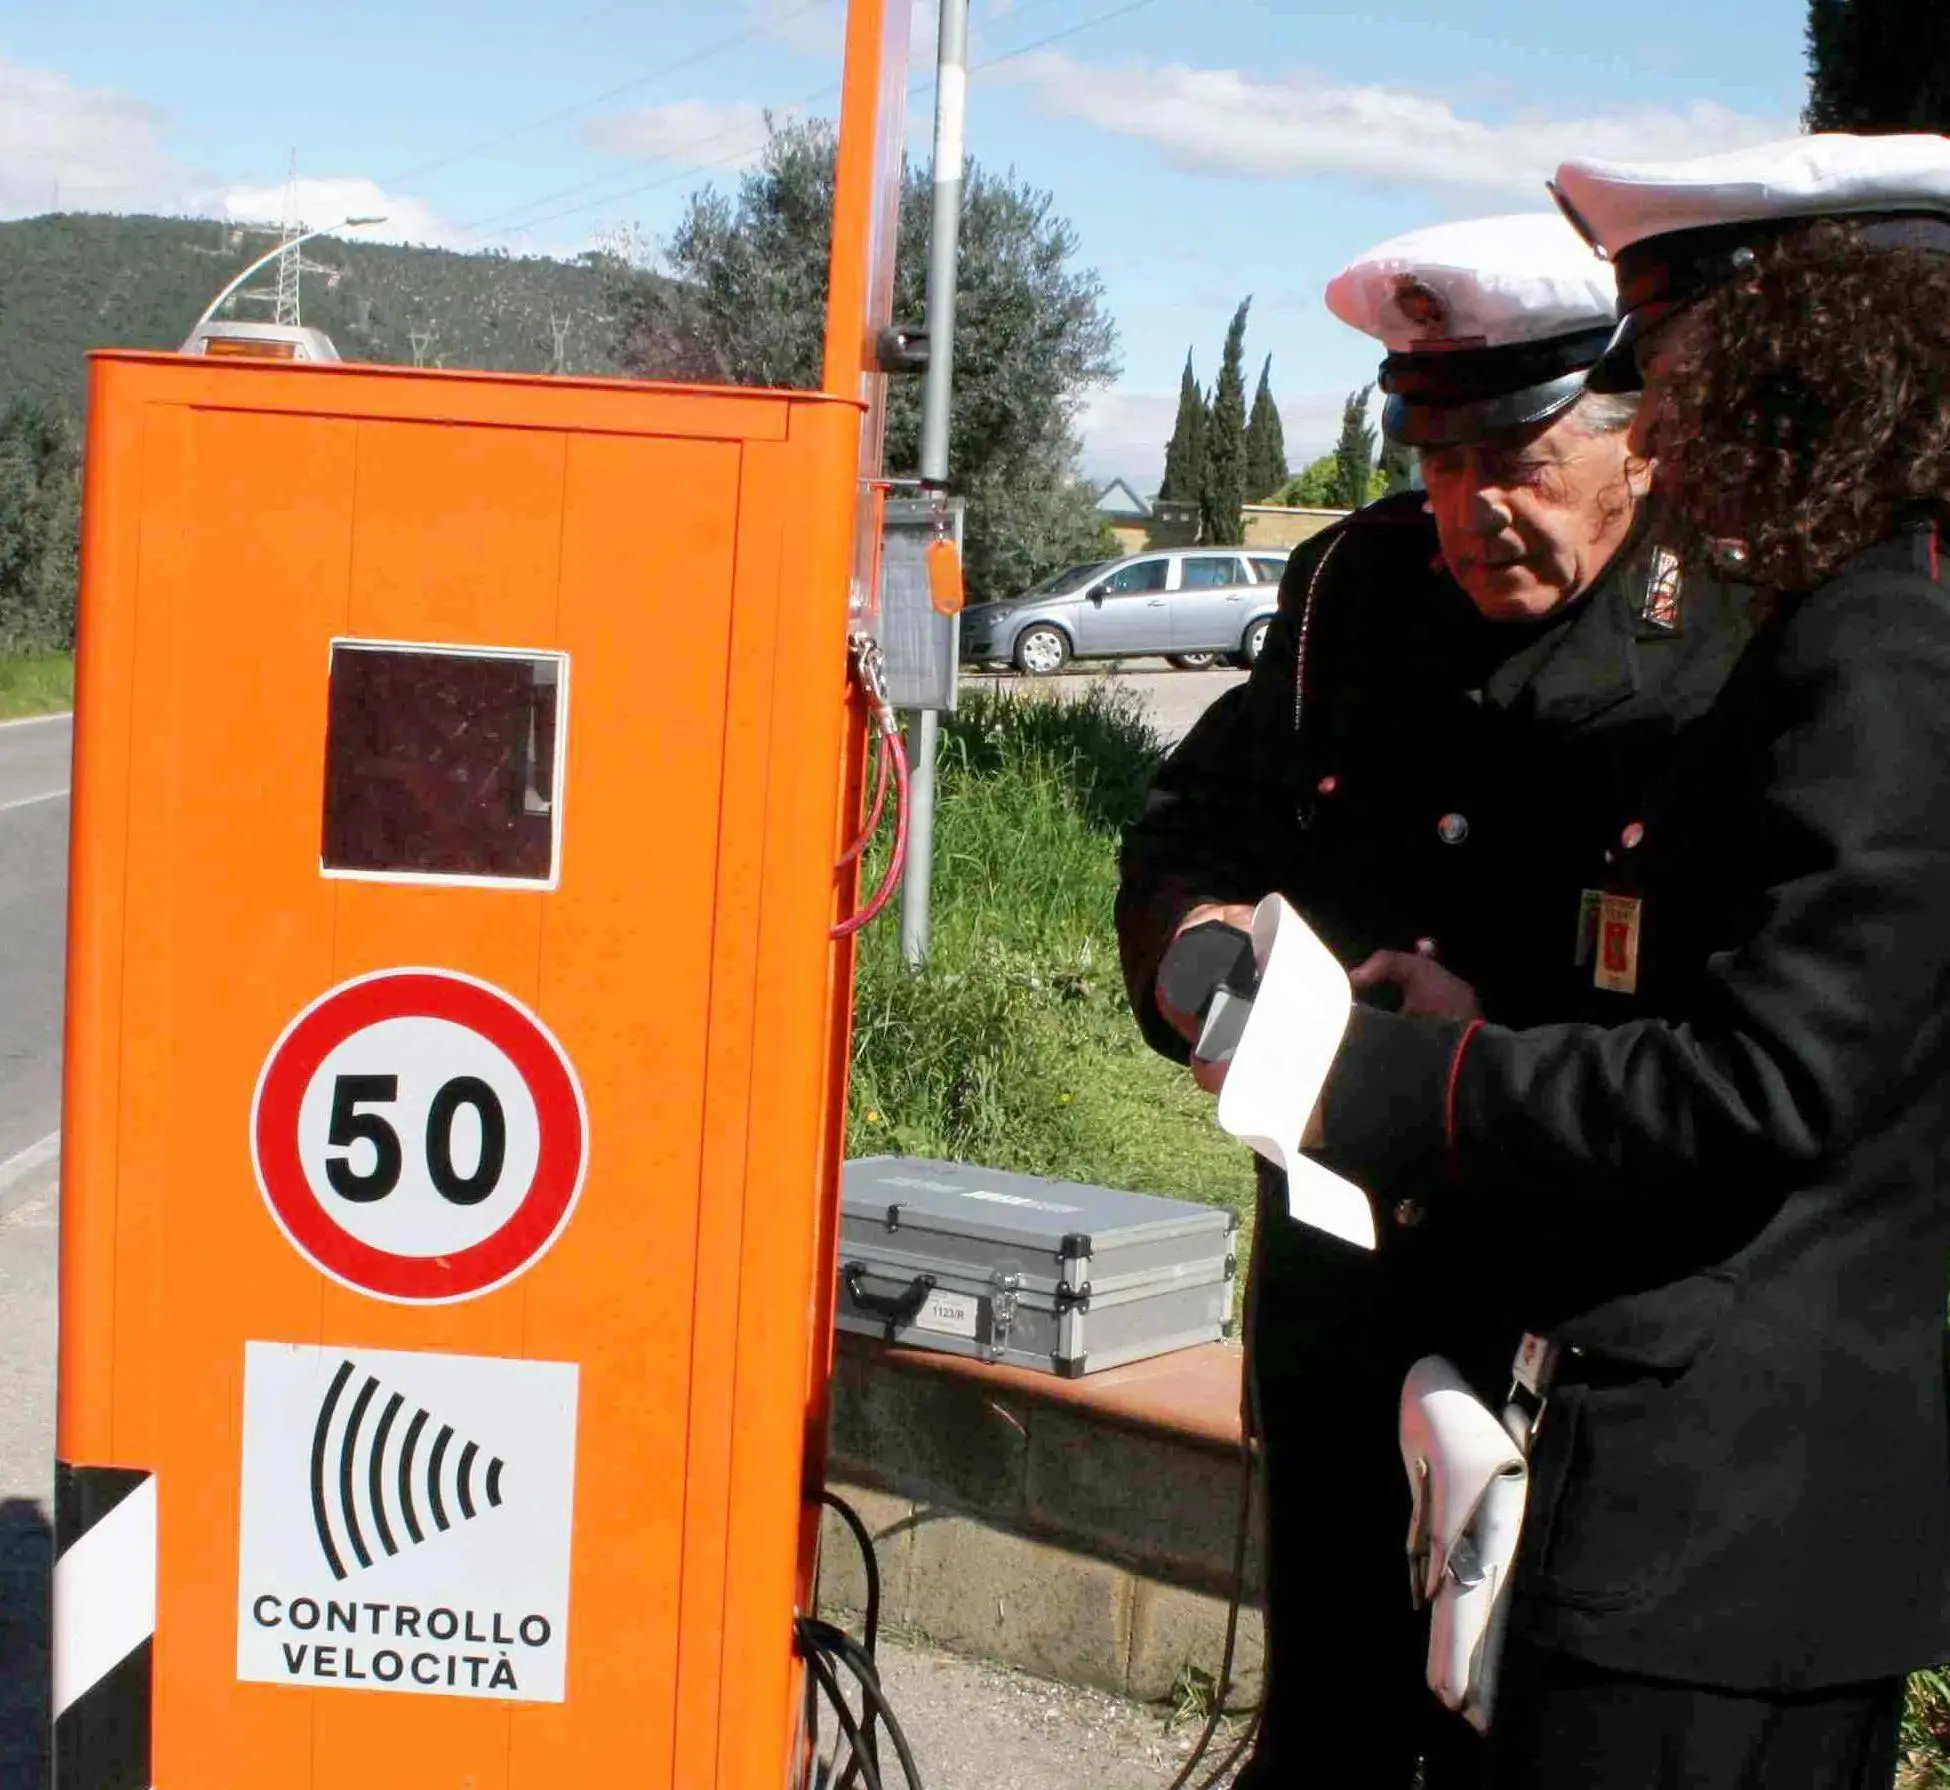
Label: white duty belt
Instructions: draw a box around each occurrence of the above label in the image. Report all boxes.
[1399,1334,1556,1734]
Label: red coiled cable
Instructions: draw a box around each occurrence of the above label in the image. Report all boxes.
[831,723,911,939]
[836,723,893,871]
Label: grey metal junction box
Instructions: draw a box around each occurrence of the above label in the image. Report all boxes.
[836,1157,1238,1376]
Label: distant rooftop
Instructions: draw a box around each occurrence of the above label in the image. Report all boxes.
[1093,477,1152,521]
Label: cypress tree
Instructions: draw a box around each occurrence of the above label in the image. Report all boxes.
[1332,385,1378,511]
[1377,435,1416,497]
[1200,299,1250,545]
[1244,355,1287,501]
[1159,350,1205,503]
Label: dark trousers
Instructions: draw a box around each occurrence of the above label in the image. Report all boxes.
[1237,1207,1487,1790]
[1488,1641,1904,1790]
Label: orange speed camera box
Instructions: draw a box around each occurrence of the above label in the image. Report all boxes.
[54,352,874,1790]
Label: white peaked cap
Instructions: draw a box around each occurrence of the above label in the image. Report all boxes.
[1550,133,1950,387]
[1551,132,1950,263]
[1325,212,1615,356]
[1324,213,1617,447]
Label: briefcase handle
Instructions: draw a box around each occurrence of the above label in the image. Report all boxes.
[843,1261,937,1329]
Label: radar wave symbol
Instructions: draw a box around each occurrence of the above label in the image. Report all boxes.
[310,1358,507,1581]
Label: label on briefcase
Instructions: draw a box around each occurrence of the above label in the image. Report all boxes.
[915,1289,979,1339]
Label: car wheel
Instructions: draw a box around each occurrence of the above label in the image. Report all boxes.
[1240,618,1271,666]
[1014,625,1071,676]
[1167,652,1220,671]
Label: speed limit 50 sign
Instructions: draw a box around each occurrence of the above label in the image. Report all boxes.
[251,970,589,1302]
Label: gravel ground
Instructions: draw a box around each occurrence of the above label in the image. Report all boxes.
[824,1634,1253,1790]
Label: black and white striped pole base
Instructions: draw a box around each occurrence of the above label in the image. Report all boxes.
[52,1464,156,1790]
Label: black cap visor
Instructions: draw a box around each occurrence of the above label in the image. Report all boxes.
[1380,325,1615,448]
[1597,210,1950,392]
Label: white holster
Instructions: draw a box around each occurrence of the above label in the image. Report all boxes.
[1398,1356,1531,1735]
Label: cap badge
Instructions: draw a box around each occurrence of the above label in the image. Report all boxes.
[1638,546,1683,634]
[1392,277,1448,330]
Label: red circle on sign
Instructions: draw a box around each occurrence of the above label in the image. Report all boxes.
[251,969,588,1303]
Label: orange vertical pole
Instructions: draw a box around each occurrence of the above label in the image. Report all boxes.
[822,0,910,405]
[797,0,914,1757]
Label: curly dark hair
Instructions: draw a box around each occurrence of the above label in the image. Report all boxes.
[1645,218,1950,591]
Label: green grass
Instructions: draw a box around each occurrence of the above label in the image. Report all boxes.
[0,653,73,720]
[1904,1669,1950,1788]
[846,682,1256,1253]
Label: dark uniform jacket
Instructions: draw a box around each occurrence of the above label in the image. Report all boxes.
[1308,517,1950,1691]
[1118,493,1755,1379]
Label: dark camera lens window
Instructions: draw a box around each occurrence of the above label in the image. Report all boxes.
[322,644,565,884]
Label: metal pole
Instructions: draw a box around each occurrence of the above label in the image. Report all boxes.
[899,0,971,970]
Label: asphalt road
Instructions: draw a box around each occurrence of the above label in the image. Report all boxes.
[0,712,65,1789]
[0,716,69,1184]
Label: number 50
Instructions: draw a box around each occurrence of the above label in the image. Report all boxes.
[324,1074,508,1207]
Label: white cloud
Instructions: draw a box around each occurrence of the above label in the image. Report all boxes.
[0,55,185,216]
[582,100,779,170]
[219,177,468,250]
[741,0,937,65]
[1080,384,1376,491]
[743,0,845,59]
[1078,389,1177,489]
[998,53,1790,196]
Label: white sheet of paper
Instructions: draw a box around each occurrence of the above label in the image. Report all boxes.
[1214,895,1376,1251]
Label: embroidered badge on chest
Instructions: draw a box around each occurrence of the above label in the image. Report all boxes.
[1637,547,1684,636]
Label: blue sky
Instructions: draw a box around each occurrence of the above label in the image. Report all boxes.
[3,0,1810,486]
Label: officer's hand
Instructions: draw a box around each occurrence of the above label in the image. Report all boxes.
[1190,1054,1228,1096]
[1157,902,1258,1046]
[1349,948,1483,1022]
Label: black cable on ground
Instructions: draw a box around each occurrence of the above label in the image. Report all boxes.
[818,1491,884,1789]
[803,1640,888,1790]
[799,1616,928,1790]
[1196,1707,1263,1790]
[821,1490,883,1659]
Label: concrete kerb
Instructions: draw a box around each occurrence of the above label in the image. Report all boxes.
[819,1340,1266,1710]
[816,1483,1265,1709]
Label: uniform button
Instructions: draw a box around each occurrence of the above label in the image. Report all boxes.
[1621,821,1645,850]
[1317,774,1339,796]
[1437,812,1470,846]
[1393,1199,1426,1230]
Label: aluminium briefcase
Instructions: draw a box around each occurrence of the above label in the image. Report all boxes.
[836,1157,1238,1376]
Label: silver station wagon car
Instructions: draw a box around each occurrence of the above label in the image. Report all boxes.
[959,547,1291,675]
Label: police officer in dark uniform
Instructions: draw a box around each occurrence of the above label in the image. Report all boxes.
[1255,132,1950,1790]
[1115,213,1755,1787]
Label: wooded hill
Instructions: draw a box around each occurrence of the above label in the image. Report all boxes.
[0,213,626,414]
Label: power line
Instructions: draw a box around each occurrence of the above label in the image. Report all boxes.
[476,0,1159,247]
[457,0,1084,244]
[459,84,828,238]
[971,0,1161,71]
[378,0,831,192]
